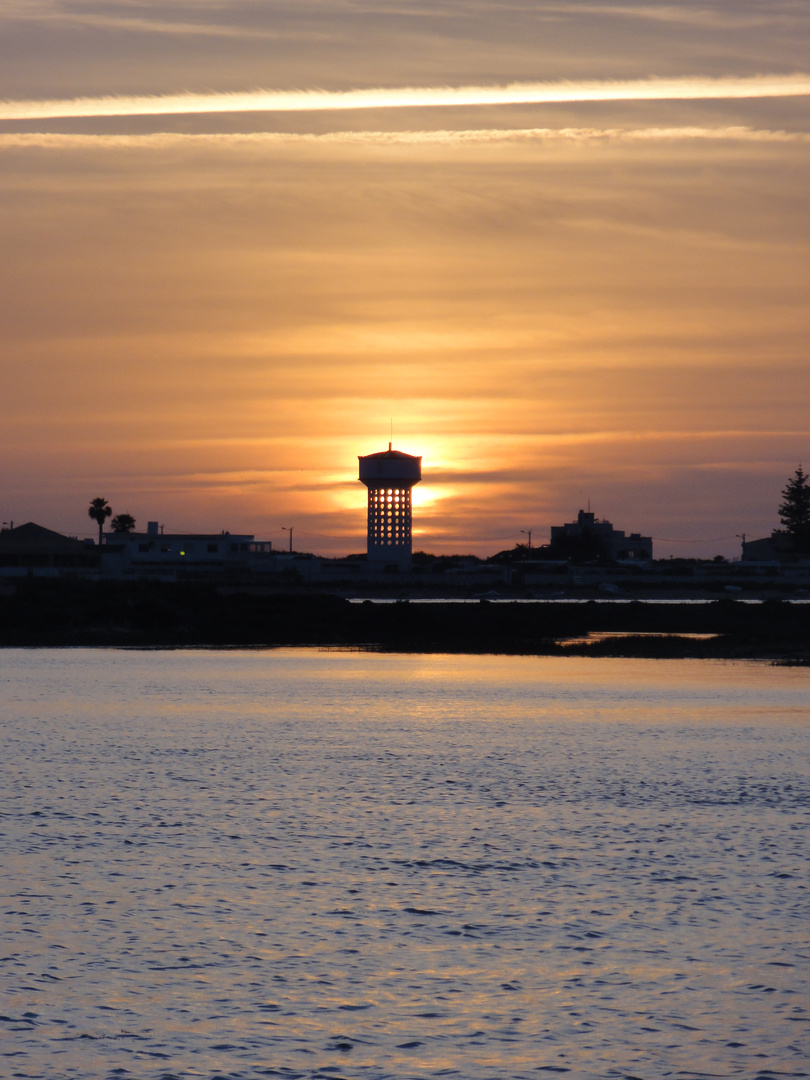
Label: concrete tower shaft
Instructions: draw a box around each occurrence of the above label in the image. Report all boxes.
[358,444,422,570]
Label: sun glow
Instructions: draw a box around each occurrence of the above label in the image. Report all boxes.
[411,483,449,512]
[3,12,809,563]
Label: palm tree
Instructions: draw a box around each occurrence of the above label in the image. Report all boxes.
[88,497,112,546]
[111,513,136,533]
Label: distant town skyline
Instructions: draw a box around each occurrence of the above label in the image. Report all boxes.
[2,446,806,562]
[1,2,808,560]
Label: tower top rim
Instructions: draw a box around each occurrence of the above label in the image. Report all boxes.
[358,449,421,463]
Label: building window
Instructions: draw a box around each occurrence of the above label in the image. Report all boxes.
[208,543,218,553]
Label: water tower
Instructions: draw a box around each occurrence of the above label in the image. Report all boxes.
[358,443,422,571]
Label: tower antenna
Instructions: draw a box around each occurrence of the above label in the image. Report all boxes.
[390,417,393,452]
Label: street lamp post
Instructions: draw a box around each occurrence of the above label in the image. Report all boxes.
[282,526,294,553]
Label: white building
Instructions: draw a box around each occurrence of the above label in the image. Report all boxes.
[102,521,273,578]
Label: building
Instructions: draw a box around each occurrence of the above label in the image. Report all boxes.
[358,443,422,572]
[549,509,653,560]
[742,531,810,565]
[101,521,274,578]
[0,522,100,576]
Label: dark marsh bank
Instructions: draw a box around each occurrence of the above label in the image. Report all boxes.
[2,580,810,661]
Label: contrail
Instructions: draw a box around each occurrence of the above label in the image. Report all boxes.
[1,74,809,121]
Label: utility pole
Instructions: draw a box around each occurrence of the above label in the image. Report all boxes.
[282,526,294,553]
[521,529,532,549]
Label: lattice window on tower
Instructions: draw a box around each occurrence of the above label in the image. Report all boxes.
[367,485,413,550]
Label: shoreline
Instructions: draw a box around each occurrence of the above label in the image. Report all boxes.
[2,580,810,661]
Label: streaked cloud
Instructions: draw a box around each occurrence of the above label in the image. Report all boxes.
[1,125,808,151]
[21,14,281,39]
[0,0,316,39]
[533,2,804,30]
[2,74,809,122]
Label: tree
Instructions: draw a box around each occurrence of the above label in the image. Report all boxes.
[88,496,112,546]
[111,513,136,533]
[778,466,810,550]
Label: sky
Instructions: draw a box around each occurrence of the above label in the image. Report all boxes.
[1,1,808,558]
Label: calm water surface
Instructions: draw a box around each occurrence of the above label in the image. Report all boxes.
[1,649,809,1080]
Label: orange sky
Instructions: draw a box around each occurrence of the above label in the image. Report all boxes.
[1,2,809,557]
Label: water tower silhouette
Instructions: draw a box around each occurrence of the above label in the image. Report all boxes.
[358,443,422,571]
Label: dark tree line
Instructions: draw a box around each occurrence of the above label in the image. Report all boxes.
[88,498,136,545]
[779,466,810,550]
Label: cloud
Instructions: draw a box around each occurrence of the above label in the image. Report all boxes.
[531,2,802,30]
[0,0,321,39]
[1,74,809,122]
[1,125,808,151]
[28,14,280,39]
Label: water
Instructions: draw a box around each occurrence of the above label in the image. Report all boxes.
[1,648,809,1080]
